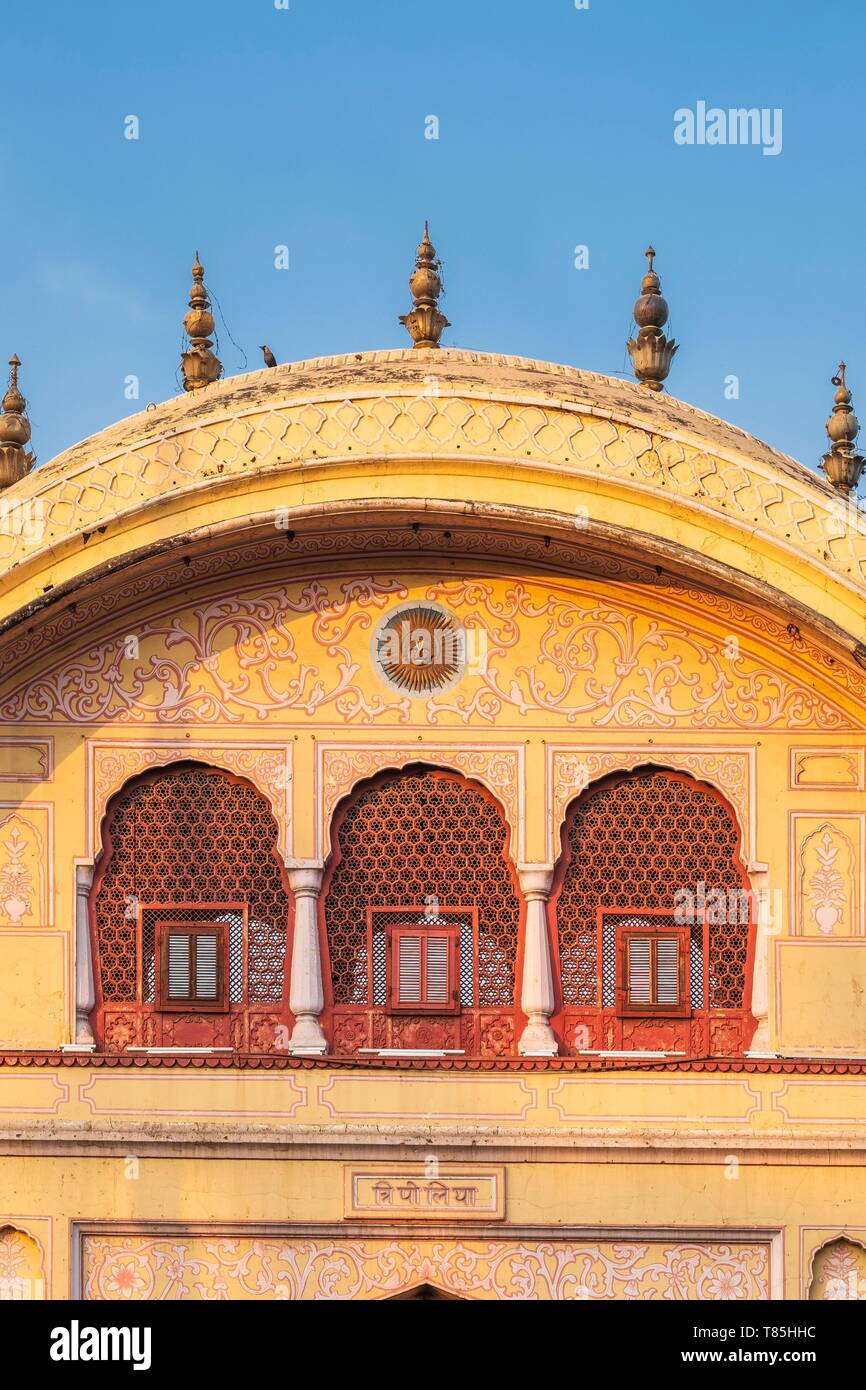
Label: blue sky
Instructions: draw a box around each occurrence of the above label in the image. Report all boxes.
[1,0,862,472]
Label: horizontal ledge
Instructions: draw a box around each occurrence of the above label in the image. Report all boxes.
[357,1048,466,1057]
[125,1047,235,1055]
[580,1050,688,1058]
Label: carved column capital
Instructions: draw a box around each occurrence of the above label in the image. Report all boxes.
[517,864,554,900]
[286,860,325,898]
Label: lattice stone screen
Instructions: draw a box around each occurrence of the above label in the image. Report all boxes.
[91,762,291,1051]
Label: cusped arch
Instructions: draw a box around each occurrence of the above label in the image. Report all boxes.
[90,760,293,1053]
[318,744,523,861]
[550,765,756,1055]
[549,749,753,864]
[90,742,292,860]
[319,763,524,1057]
[0,810,47,926]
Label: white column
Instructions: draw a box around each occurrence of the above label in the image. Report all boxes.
[287,862,328,1056]
[517,865,558,1057]
[746,864,776,1057]
[68,864,96,1050]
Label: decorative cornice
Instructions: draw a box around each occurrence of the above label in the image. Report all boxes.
[2,1050,866,1074]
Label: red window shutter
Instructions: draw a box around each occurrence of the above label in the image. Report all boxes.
[390,926,458,1014]
[626,937,653,1006]
[655,936,680,1007]
[617,921,689,1017]
[424,935,450,1004]
[157,922,227,1012]
[396,933,423,1005]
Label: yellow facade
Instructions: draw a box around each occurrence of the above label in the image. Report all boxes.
[0,349,864,1299]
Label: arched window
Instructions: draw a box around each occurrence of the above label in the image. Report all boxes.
[551,768,755,1057]
[321,766,521,1057]
[91,762,292,1052]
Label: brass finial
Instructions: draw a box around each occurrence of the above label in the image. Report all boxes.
[626,246,678,391]
[820,362,865,496]
[180,251,222,392]
[0,355,35,489]
[399,222,450,348]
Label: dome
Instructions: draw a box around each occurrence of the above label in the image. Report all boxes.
[0,348,863,676]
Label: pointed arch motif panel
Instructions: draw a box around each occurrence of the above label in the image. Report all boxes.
[805,1233,866,1300]
[0,1223,47,1300]
[0,805,52,927]
[792,815,865,937]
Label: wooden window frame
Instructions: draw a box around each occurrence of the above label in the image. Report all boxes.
[377,907,462,1015]
[155,919,230,1013]
[138,901,245,1007]
[597,908,692,1018]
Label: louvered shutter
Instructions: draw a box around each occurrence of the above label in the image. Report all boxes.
[424,935,450,1003]
[194,932,220,1000]
[627,937,652,1006]
[655,936,680,1006]
[166,934,191,1000]
[157,921,227,1011]
[390,924,458,1013]
[618,923,686,1014]
[397,933,423,1004]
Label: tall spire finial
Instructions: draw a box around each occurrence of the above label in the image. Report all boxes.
[626,245,678,391]
[180,250,222,392]
[0,355,35,490]
[399,222,450,349]
[820,361,865,496]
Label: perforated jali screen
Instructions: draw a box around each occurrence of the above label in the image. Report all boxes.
[553,769,754,1056]
[91,763,291,1051]
[322,767,521,1057]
